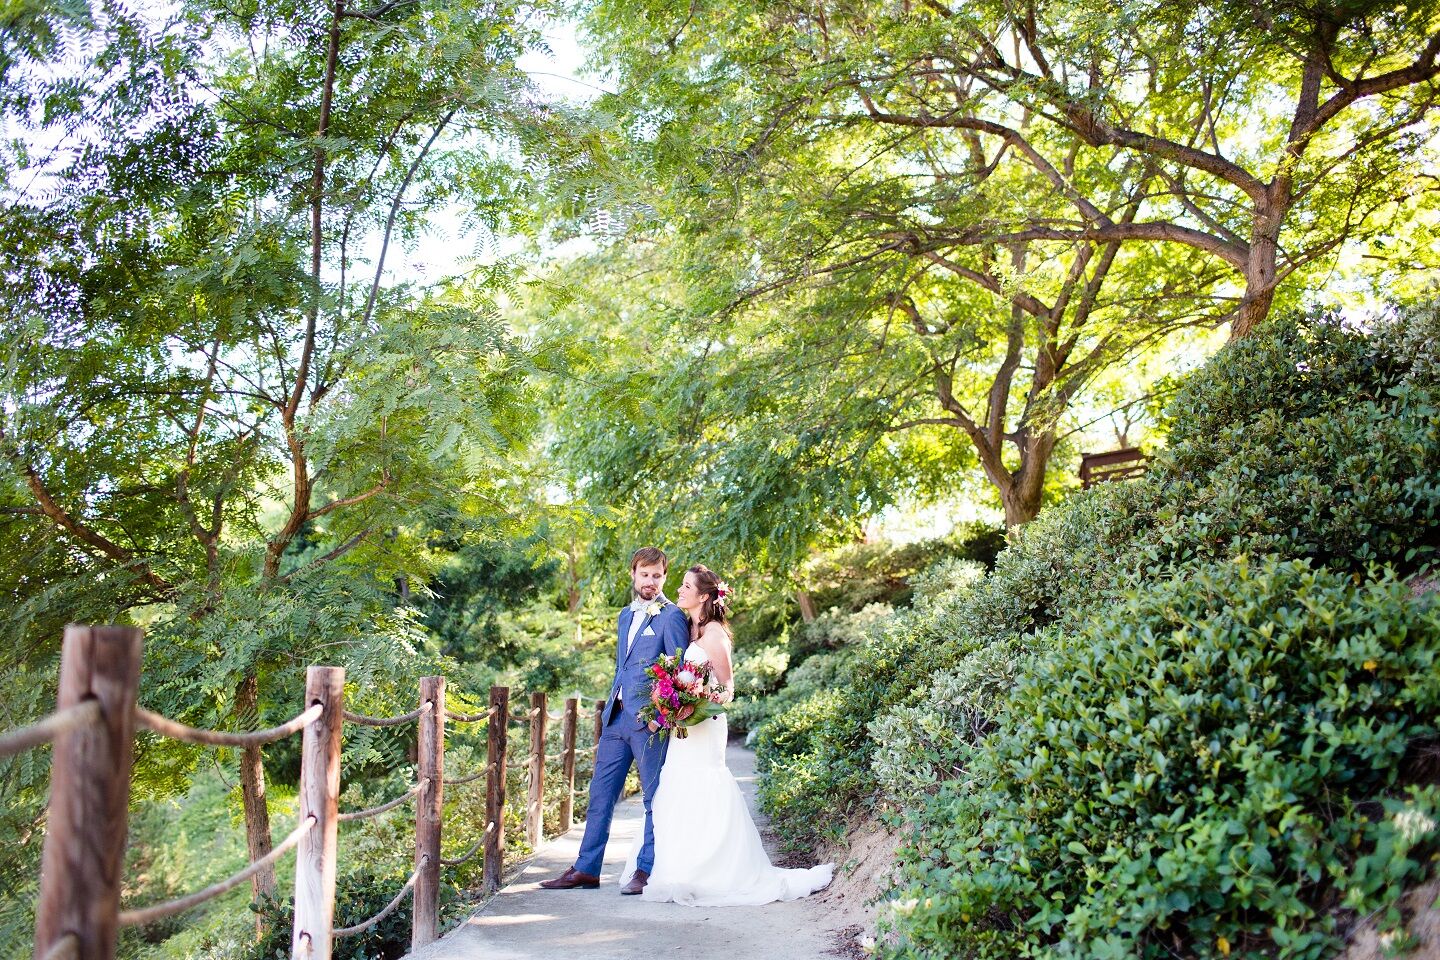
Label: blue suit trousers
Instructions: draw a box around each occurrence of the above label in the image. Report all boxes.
[573,699,668,877]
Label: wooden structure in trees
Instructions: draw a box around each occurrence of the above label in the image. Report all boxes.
[3,625,603,960]
[1079,448,1148,489]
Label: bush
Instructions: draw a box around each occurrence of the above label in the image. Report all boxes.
[753,689,852,846]
[869,638,1021,808]
[885,558,1440,960]
[732,643,791,696]
[756,308,1440,848]
[731,643,855,734]
[752,541,1065,840]
[248,858,445,960]
[799,526,1003,616]
[1136,312,1440,575]
[800,602,895,652]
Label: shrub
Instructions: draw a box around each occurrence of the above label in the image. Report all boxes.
[799,525,1004,617]
[752,532,1086,841]
[731,643,854,734]
[1136,312,1440,575]
[756,307,1440,847]
[801,602,896,651]
[751,561,1004,838]
[905,558,985,607]
[732,643,791,699]
[885,558,1440,960]
[248,858,448,960]
[869,638,1022,808]
[753,688,852,846]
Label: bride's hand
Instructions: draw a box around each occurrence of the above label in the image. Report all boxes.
[647,720,661,732]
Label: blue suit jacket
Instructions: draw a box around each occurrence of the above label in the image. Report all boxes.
[604,602,689,721]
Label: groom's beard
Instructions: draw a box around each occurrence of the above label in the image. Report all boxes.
[635,584,659,601]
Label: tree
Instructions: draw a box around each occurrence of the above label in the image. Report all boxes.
[557,0,1439,526]
[0,0,568,918]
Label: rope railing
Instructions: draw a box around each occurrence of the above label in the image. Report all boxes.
[343,701,433,727]
[37,933,77,960]
[439,825,491,867]
[117,816,314,927]
[443,768,486,787]
[135,703,322,748]
[12,623,610,959]
[444,704,495,724]
[0,701,100,759]
[332,857,426,938]
[337,779,429,823]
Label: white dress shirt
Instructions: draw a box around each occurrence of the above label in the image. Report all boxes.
[618,595,666,705]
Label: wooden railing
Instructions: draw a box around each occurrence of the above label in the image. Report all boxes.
[5,625,606,960]
[1079,447,1147,489]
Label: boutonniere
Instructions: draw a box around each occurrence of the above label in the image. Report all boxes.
[646,600,669,617]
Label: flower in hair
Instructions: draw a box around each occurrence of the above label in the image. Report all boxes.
[715,581,732,608]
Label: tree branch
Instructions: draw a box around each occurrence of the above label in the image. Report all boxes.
[857,105,1112,224]
[21,464,173,595]
[306,476,390,520]
[279,528,373,583]
[929,222,1248,268]
[917,247,1052,317]
[1307,34,1440,137]
[359,107,459,331]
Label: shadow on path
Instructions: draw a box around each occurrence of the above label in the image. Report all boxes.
[404,743,838,960]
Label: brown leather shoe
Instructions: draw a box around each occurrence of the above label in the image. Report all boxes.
[539,866,600,890]
[620,869,649,895]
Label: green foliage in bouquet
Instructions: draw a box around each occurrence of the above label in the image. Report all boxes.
[636,652,725,740]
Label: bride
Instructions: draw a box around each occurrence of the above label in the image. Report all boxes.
[623,564,834,905]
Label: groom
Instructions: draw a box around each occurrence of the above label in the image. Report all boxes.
[540,546,689,895]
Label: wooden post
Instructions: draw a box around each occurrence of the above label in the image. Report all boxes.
[526,692,547,847]
[483,685,509,894]
[33,625,143,960]
[559,698,578,833]
[412,676,444,951]
[290,666,344,960]
[593,700,603,748]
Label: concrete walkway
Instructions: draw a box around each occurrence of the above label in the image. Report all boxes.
[406,744,839,960]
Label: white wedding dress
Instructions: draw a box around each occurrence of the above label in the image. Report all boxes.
[622,644,834,906]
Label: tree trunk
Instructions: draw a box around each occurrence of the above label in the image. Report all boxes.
[566,535,582,614]
[795,589,817,623]
[975,433,1054,529]
[1232,200,1285,340]
[235,673,276,933]
[999,477,1045,528]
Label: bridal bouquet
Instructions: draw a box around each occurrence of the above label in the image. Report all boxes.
[637,652,730,740]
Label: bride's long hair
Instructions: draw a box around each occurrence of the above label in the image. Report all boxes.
[688,564,731,634]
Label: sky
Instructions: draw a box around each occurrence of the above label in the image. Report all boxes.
[403,20,595,284]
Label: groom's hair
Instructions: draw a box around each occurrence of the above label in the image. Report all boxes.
[630,546,668,572]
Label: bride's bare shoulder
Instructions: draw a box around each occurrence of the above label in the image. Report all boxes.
[700,621,732,648]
